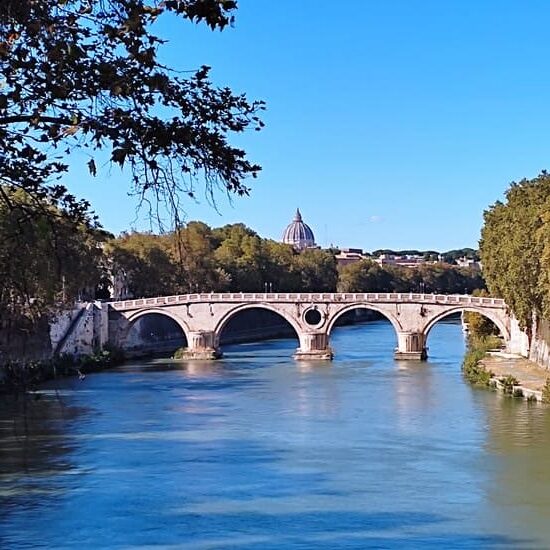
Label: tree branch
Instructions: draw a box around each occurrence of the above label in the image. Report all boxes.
[0,115,73,126]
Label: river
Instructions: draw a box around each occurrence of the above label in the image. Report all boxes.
[2,319,550,548]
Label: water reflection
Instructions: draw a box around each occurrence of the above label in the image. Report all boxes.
[1,320,550,548]
[0,389,81,518]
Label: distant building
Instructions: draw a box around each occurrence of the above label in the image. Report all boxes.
[375,254,426,268]
[456,256,482,271]
[334,248,368,266]
[282,208,316,251]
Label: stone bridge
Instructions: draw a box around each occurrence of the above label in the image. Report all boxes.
[105,292,526,360]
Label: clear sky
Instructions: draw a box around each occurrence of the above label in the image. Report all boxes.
[69,0,550,251]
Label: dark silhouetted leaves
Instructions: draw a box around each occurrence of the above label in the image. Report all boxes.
[0,0,264,325]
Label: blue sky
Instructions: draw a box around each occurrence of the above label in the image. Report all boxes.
[70,1,550,251]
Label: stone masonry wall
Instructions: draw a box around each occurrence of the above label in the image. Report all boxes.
[529,317,550,370]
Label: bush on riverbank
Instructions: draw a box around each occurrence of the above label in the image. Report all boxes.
[0,346,125,394]
[541,378,550,404]
[462,335,502,386]
[462,336,530,400]
[500,374,520,395]
[462,348,494,386]
[172,347,187,360]
[469,335,503,353]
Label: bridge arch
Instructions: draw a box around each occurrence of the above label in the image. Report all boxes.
[121,307,191,348]
[421,306,509,342]
[213,303,302,344]
[326,303,402,338]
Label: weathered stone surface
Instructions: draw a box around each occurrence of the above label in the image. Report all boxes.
[101,292,518,361]
[174,349,222,360]
[294,349,334,361]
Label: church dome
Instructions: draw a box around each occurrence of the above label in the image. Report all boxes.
[282,208,316,250]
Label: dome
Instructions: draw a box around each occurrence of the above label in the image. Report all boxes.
[282,208,316,251]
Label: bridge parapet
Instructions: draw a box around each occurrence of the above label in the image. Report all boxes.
[109,292,507,312]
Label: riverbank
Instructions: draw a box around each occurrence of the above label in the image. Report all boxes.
[479,352,550,402]
[0,349,124,394]
[462,333,550,402]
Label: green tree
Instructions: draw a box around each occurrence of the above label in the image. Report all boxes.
[536,206,550,319]
[106,232,177,298]
[337,259,484,294]
[214,224,264,291]
[0,1,264,227]
[0,188,105,313]
[174,222,221,292]
[480,173,550,330]
[0,0,264,324]
[463,290,500,338]
[0,188,106,358]
[338,259,394,292]
[262,240,300,291]
[442,248,480,263]
[292,249,338,292]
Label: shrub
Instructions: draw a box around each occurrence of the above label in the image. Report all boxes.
[102,344,125,365]
[1,346,125,394]
[500,375,520,395]
[78,347,125,373]
[173,347,188,360]
[462,349,493,386]
[542,378,550,404]
[469,335,503,353]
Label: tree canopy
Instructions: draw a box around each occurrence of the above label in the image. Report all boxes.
[0,0,264,330]
[0,0,264,226]
[107,224,339,296]
[337,258,484,294]
[105,228,484,299]
[480,172,550,331]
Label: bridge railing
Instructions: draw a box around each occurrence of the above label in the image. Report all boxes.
[109,293,506,311]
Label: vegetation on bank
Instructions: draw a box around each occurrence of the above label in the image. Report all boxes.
[462,334,535,400]
[470,171,550,401]
[499,375,522,397]
[462,335,502,387]
[0,347,124,395]
[370,247,480,263]
[542,379,550,404]
[480,171,550,333]
[0,0,264,363]
[173,348,189,360]
[338,257,483,294]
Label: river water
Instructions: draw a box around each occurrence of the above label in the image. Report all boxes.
[2,319,550,548]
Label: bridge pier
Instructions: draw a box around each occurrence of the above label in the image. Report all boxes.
[177,331,221,360]
[294,332,333,361]
[395,332,427,361]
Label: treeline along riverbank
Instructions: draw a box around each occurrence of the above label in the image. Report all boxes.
[480,172,550,370]
[0,306,382,392]
[1,219,484,367]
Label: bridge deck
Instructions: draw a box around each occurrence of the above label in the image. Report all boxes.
[109,293,506,312]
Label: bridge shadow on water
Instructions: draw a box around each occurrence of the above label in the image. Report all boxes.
[213,318,462,365]
[124,315,467,377]
[221,338,298,361]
